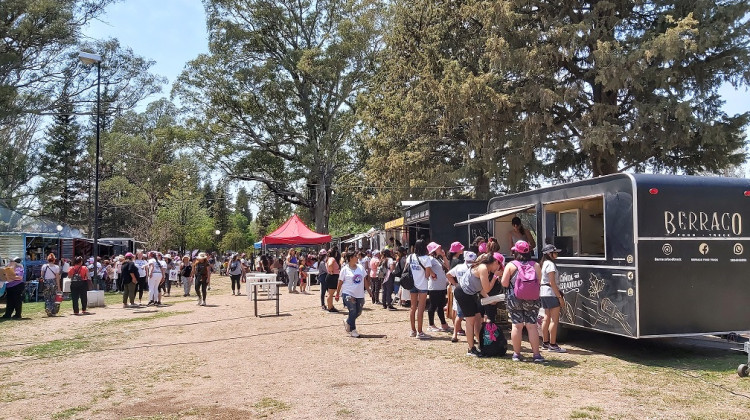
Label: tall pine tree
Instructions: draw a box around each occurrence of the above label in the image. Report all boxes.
[37,91,88,226]
[235,187,252,222]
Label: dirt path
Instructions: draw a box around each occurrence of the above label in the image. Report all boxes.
[1,276,748,419]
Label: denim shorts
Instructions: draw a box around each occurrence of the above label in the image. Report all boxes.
[410,287,428,294]
[540,296,560,309]
[453,297,464,318]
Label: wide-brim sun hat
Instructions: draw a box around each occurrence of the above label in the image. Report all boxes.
[372,250,381,256]
[542,244,562,255]
[197,252,208,260]
[426,242,441,254]
[449,241,464,253]
[319,248,328,255]
[511,240,531,254]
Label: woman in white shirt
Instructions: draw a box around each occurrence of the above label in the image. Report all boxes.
[408,239,434,339]
[147,251,164,306]
[41,253,62,316]
[539,244,566,353]
[335,250,367,338]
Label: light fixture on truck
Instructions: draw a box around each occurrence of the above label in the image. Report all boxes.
[744,191,750,197]
[649,188,659,195]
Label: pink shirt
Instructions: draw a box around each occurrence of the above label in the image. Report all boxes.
[369,257,380,278]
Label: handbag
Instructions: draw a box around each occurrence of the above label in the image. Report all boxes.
[399,256,415,290]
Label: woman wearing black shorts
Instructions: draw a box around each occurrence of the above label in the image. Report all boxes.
[325,246,341,312]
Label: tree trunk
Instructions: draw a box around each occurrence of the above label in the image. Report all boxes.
[313,169,331,234]
[475,170,490,200]
[589,82,619,176]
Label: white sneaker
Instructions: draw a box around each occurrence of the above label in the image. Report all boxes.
[350,329,360,338]
[343,320,351,333]
[197,299,202,306]
[201,300,206,306]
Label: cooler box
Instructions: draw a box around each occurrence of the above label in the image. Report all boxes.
[87,290,105,307]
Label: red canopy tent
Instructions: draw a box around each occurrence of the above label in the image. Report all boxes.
[261,214,332,246]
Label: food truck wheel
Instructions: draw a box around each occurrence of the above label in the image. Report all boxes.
[737,364,749,378]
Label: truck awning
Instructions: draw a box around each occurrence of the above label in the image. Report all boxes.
[454,204,535,227]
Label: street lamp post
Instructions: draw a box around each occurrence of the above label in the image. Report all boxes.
[56,225,63,260]
[79,51,102,287]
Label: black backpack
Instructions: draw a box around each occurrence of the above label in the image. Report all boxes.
[181,264,192,277]
[399,256,415,290]
[479,321,508,357]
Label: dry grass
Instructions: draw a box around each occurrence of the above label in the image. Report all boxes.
[0,277,748,419]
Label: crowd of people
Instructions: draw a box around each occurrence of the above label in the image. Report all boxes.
[2,228,568,362]
[260,232,568,361]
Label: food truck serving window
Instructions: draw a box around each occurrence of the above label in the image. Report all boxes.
[544,196,605,258]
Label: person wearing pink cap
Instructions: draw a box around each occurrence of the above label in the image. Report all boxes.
[448,242,464,261]
[447,250,476,343]
[501,240,543,362]
[426,242,452,333]
[482,252,506,323]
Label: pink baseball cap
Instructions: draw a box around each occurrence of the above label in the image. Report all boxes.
[478,242,487,253]
[493,252,505,268]
[125,252,134,258]
[449,242,464,253]
[426,242,441,254]
[511,240,530,254]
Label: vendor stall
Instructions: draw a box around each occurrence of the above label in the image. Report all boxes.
[403,200,488,248]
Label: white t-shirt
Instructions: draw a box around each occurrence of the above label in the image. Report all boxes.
[540,260,557,297]
[383,257,394,282]
[41,263,60,280]
[149,258,164,279]
[339,263,366,299]
[135,259,148,277]
[408,254,433,291]
[428,257,448,291]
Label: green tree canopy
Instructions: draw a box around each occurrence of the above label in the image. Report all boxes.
[174,0,383,233]
[362,0,750,217]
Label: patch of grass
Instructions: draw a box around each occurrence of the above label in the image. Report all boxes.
[21,339,90,358]
[569,406,603,419]
[52,405,89,419]
[569,410,599,419]
[543,389,557,398]
[95,310,189,327]
[253,397,290,418]
[0,350,18,357]
[0,380,24,402]
[337,408,354,417]
[581,406,603,413]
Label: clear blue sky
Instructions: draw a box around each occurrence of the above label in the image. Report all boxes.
[83,0,209,100]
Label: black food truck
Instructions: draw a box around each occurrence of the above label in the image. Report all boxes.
[458,173,750,338]
[404,200,488,248]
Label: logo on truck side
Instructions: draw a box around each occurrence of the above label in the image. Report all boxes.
[664,211,742,236]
